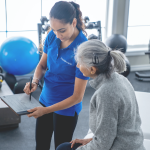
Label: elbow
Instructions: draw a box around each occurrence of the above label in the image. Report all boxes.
[79,97,83,103]
[74,95,83,104]
[38,63,47,71]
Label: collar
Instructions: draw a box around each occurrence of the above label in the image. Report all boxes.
[55,30,82,50]
[89,71,115,90]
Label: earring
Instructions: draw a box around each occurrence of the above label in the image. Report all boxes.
[91,72,93,74]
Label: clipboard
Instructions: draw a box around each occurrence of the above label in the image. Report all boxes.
[0,93,43,116]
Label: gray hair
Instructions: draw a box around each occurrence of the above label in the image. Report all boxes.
[75,39,126,78]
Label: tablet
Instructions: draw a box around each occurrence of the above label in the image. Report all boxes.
[0,93,43,115]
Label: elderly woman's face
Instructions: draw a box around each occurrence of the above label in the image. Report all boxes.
[76,63,92,77]
[76,62,98,78]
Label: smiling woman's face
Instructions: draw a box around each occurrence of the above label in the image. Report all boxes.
[50,17,76,42]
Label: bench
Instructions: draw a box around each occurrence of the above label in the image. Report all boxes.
[135,91,150,140]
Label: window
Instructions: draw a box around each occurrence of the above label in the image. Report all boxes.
[0,0,41,46]
[0,0,6,46]
[0,0,107,47]
[75,0,107,41]
[0,32,7,46]
[7,0,41,31]
[7,31,38,47]
[127,0,150,49]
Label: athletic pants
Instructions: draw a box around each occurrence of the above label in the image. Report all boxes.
[35,108,78,150]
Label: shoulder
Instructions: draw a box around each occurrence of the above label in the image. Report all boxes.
[45,30,56,45]
[96,73,133,103]
[94,76,121,104]
[77,30,87,44]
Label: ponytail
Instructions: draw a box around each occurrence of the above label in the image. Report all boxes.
[50,1,87,36]
[110,50,126,73]
[69,2,87,36]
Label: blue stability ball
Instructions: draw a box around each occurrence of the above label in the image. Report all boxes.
[0,37,39,75]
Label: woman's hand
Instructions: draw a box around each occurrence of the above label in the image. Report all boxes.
[27,107,48,118]
[23,82,38,95]
[70,138,93,148]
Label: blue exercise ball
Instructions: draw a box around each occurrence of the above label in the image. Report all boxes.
[0,37,39,75]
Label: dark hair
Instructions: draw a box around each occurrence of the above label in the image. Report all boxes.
[50,1,87,36]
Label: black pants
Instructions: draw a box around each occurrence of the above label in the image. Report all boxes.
[35,106,78,150]
[56,142,82,150]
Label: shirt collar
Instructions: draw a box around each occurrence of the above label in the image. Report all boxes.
[55,38,61,49]
[55,30,82,50]
[89,71,115,90]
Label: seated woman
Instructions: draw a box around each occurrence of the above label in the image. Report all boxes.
[56,39,146,150]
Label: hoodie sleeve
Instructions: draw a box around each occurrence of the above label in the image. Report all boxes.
[77,90,119,150]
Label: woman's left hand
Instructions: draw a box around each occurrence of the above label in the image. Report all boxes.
[27,107,47,118]
[70,138,92,148]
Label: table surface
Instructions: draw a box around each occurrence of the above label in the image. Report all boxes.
[0,81,13,108]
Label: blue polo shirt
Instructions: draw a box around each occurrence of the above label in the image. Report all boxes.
[39,30,89,116]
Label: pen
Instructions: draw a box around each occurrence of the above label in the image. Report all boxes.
[30,76,32,101]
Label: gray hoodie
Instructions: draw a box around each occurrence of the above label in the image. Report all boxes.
[77,72,145,150]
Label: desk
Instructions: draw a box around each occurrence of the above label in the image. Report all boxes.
[135,91,150,140]
[0,81,21,129]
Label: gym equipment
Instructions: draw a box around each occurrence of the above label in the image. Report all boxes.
[0,37,39,75]
[135,41,150,81]
[135,72,150,81]
[105,34,127,53]
[13,79,29,94]
[37,16,51,59]
[0,74,4,89]
[0,66,3,73]
[0,81,21,130]
[13,78,43,94]
[121,57,131,77]
[88,34,98,40]
[84,16,102,41]
[4,73,17,91]
[84,16,89,23]
[0,66,4,89]
[37,16,50,47]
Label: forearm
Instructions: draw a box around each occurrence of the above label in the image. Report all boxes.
[45,94,82,114]
[87,138,93,142]
[32,64,47,83]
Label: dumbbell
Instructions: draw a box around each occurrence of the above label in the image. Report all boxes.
[0,73,5,89]
[0,66,3,73]
[88,34,98,40]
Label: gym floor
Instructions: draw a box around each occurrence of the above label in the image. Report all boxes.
[0,71,150,150]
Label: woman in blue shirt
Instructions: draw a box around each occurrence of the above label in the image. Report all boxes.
[23,1,89,150]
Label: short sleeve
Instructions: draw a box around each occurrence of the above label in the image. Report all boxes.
[75,67,90,80]
[43,30,55,54]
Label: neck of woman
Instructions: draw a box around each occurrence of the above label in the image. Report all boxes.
[60,27,79,49]
[69,27,79,42]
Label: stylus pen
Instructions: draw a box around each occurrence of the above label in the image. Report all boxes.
[30,76,32,101]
